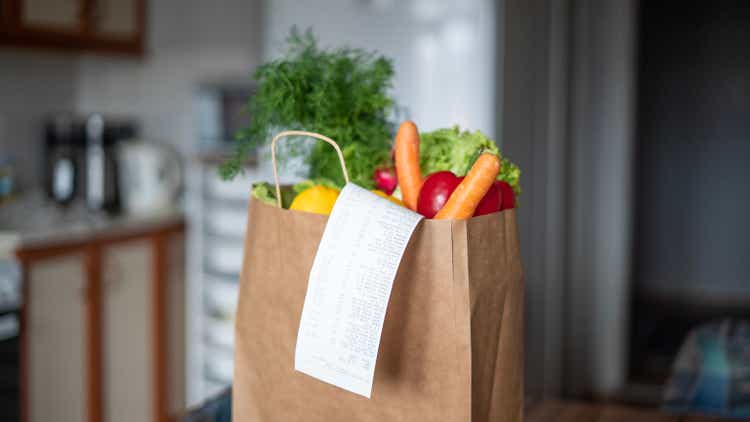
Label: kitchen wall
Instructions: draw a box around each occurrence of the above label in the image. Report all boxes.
[1,0,263,190]
[75,0,264,151]
[263,0,499,137]
[4,0,497,184]
[0,50,78,190]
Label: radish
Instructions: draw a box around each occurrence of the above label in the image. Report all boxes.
[373,167,398,195]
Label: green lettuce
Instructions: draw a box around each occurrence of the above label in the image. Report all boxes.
[420,126,521,196]
[251,182,278,206]
[251,182,296,208]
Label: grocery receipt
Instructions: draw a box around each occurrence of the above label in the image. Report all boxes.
[294,183,423,398]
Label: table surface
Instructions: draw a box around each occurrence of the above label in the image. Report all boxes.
[527,400,736,422]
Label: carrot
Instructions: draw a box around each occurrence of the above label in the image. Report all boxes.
[394,120,423,211]
[434,152,501,220]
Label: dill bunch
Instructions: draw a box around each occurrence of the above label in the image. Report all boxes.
[220,28,395,188]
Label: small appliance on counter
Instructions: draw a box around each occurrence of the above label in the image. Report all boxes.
[117,141,183,216]
[44,114,78,206]
[43,113,137,213]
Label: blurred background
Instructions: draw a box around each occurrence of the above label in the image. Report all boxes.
[1,0,749,421]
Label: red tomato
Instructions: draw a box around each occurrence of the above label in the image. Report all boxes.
[496,181,516,210]
[474,182,502,216]
[418,171,512,218]
[417,171,461,218]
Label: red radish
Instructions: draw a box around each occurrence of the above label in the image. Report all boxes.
[417,171,461,218]
[473,181,502,216]
[373,167,398,195]
[496,181,516,210]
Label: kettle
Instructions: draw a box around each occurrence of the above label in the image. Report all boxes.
[117,141,182,215]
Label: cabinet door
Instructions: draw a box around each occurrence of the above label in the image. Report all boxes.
[27,253,87,422]
[93,0,138,40]
[167,233,186,416]
[21,0,82,32]
[102,239,151,422]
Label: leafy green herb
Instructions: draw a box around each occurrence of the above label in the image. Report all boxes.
[220,28,395,189]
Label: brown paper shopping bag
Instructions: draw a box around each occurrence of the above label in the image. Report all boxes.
[233,131,524,421]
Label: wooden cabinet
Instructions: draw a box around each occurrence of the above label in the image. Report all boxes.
[21,0,80,31]
[166,233,186,417]
[16,218,185,422]
[102,240,151,422]
[26,253,88,422]
[0,0,145,55]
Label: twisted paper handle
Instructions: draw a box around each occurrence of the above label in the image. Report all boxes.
[270,130,350,208]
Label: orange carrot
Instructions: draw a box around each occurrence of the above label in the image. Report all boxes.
[434,153,501,220]
[394,121,423,211]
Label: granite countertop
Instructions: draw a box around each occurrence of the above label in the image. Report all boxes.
[0,192,185,258]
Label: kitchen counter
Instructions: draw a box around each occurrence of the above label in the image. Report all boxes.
[0,192,184,258]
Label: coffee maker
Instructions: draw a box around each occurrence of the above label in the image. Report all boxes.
[44,113,137,213]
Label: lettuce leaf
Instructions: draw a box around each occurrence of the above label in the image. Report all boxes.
[420,126,521,196]
[252,182,296,208]
[251,182,278,206]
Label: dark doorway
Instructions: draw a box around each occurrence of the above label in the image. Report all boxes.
[630,0,750,388]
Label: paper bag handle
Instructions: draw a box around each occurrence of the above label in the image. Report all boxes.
[271,130,350,208]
